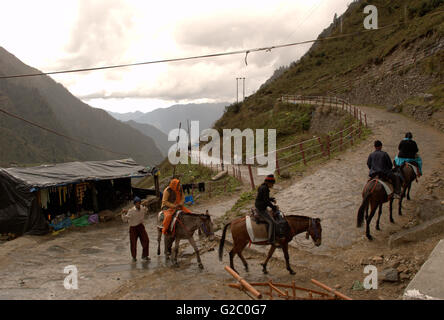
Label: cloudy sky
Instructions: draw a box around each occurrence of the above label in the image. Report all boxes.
[1,0,351,113]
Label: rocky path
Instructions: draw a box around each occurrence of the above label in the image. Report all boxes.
[274,105,444,254]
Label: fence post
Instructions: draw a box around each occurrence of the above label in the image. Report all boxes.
[359,110,362,125]
[327,135,331,159]
[365,113,368,127]
[248,164,255,190]
[299,143,306,165]
[276,152,281,176]
[317,137,326,157]
[340,129,343,151]
[358,122,362,139]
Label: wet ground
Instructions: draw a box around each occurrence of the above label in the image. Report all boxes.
[1,105,443,300]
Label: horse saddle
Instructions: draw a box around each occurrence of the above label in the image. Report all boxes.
[367,178,393,197]
[404,162,419,177]
[158,210,184,233]
[249,208,273,224]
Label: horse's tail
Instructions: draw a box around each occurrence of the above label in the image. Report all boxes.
[218,222,231,261]
[357,182,374,228]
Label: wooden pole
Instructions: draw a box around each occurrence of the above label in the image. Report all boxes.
[365,113,368,127]
[317,137,326,157]
[276,152,280,176]
[299,143,306,165]
[327,135,331,159]
[225,266,262,299]
[310,279,352,300]
[248,164,255,190]
[340,130,343,151]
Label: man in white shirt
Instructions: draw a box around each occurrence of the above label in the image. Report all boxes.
[122,196,150,262]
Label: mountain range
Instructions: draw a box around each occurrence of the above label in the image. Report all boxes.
[108,102,227,136]
[0,47,164,167]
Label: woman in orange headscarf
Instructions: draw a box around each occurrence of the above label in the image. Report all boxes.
[161,179,191,234]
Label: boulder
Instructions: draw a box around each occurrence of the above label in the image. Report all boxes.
[212,170,228,181]
[380,268,399,282]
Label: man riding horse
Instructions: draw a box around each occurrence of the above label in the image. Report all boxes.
[367,140,401,199]
[395,132,422,177]
[255,174,280,246]
[161,178,191,235]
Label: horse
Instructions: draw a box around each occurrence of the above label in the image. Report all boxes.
[157,211,215,269]
[389,162,417,217]
[218,213,322,275]
[357,176,395,240]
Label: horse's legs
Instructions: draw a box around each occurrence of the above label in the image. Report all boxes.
[187,236,204,269]
[389,198,395,223]
[261,245,276,274]
[281,242,295,275]
[164,235,172,261]
[366,202,378,240]
[407,182,412,200]
[157,228,162,255]
[237,251,249,272]
[172,238,180,266]
[398,194,404,216]
[376,204,383,230]
[229,249,237,274]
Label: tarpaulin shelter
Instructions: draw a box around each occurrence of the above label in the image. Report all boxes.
[0,158,151,236]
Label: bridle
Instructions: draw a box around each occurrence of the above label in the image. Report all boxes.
[306,218,319,240]
[200,216,214,237]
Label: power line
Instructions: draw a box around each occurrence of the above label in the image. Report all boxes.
[0,107,129,156]
[0,23,401,80]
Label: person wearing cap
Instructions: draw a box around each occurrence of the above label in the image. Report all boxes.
[255,174,279,245]
[367,140,401,199]
[395,132,422,176]
[161,178,191,235]
[121,196,150,262]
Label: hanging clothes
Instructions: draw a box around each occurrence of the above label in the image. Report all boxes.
[40,189,50,209]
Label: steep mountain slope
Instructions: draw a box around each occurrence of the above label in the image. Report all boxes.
[215,0,444,132]
[134,102,227,135]
[0,47,164,167]
[124,120,173,157]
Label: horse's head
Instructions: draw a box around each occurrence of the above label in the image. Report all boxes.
[200,211,215,241]
[305,218,322,247]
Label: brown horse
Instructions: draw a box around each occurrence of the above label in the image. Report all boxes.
[389,162,417,217]
[157,211,215,269]
[357,178,394,240]
[218,214,322,275]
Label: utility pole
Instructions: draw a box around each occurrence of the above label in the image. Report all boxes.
[236,77,239,103]
[242,77,245,101]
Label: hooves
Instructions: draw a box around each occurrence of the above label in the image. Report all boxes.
[157,249,161,255]
[366,235,374,241]
[288,269,296,275]
[198,263,204,270]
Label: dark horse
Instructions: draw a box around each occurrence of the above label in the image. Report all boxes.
[389,162,417,217]
[357,172,400,240]
[218,214,322,275]
[157,211,215,269]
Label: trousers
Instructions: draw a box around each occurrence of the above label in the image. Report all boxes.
[257,209,276,243]
[129,223,149,259]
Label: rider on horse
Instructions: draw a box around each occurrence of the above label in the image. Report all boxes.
[367,140,401,199]
[394,132,422,177]
[161,178,191,235]
[255,174,279,246]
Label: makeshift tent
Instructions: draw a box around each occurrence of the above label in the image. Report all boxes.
[0,158,150,235]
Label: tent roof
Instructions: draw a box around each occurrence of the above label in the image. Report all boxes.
[0,158,150,190]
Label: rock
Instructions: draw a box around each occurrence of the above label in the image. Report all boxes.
[212,170,228,181]
[390,261,401,269]
[360,257,370,265]
[380,268,399,282]
[400,272,410,281]
[371,256,384,264]
[352,280,364,291]
[397,264,408,273]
